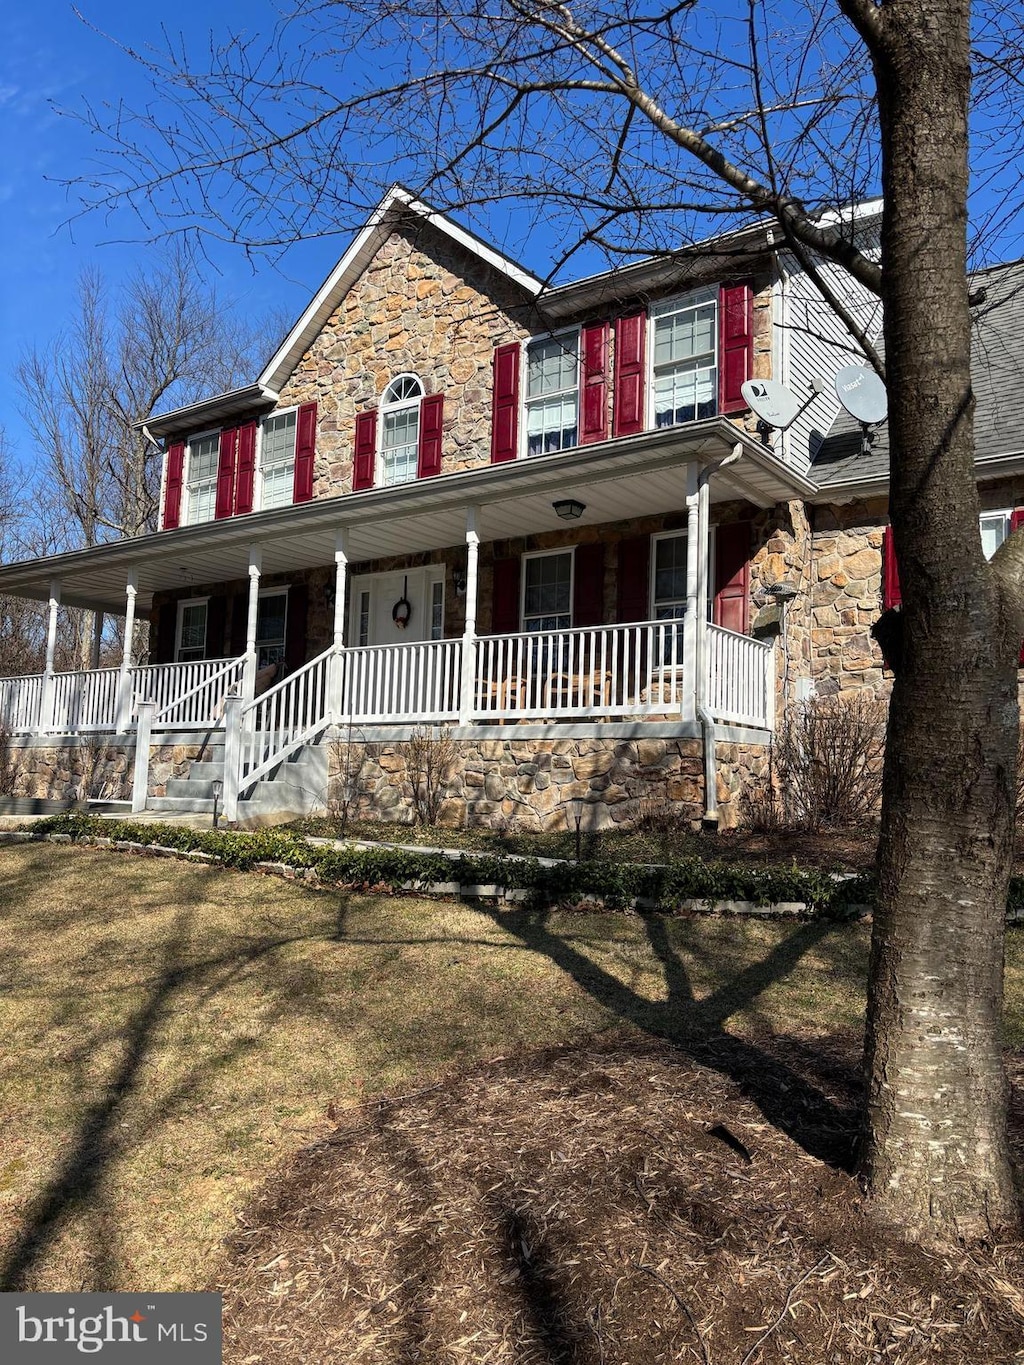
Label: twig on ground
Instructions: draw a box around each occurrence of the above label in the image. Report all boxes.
[739,1254,831,1365]
[634,1261,711,1365]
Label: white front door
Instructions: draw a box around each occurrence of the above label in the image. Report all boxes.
[349,567,445,647]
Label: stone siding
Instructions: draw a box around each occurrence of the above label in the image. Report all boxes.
[3,740,135,802]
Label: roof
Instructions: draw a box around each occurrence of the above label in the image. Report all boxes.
[811,256,1024,495]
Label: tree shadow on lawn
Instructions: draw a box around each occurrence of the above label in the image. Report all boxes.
[480,906,863,1171]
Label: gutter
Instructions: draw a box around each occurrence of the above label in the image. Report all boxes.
[696,443,744,825]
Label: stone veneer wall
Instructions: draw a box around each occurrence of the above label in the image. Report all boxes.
[808,499,889,698]
[328,733,769,832]
[2,738,211,802]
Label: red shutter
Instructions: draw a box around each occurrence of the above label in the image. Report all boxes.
[491,343,520,463]
[713,522,751,633]
[154,602,177,663]
[162,442,185,530]
[206,595,227,660]
[1011,511,1024,665]
[234,420,257,515]
[491,557,522,634]
[580,322,609,444]
[718,282,754,414]
[617,535,651,622]
[417,393,444,479]
[612,312,646,437]
[573,542,605,626]
[284,583,309,673]
[293,401,317,503]
[214,428,238,520]
[353,410,377,491]
[882,526,902,609]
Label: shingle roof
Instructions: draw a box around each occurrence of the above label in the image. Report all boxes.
[811,257,1024,490]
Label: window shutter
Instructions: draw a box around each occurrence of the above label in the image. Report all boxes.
[718,282,754,414]
[573,542,605,626]
[234,421,257,515]
[580,322,609,444]
[713,521,751,633]
[228,592,248,659]
[162,442,185,530]
[617,535,651,622]
[491,557,522,634]
[154,603,178,664]
[284,583,309,674]
[293,401,317,503]
[491,343,521,463]
[612,312,646,437]
[214,428,238,520]
[882,526,902,609]
[417,393,444,479]
[353,410,377,491]
[205,595,227,660]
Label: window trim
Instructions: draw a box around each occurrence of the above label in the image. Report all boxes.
[377,373,425,487]
[522,327,581,459]
[980,507,1012,560]
[175,596,210,663]
[520,548,575,632]
[255,586,290,670]
[183,430,221,527]
[647,285,719,432]
[648,529,715,621]
[257,406,299,512]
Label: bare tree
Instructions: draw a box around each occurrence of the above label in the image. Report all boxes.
[64,0,1024,1242]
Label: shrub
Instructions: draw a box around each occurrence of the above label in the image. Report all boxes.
[402,726,459,826]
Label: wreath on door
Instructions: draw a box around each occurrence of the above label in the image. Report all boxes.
[392,576,412,630]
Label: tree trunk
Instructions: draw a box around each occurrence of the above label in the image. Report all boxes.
[858,0,1021,1240]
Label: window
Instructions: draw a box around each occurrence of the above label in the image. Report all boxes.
[430,579,445,641]
[525,332,579,456]
[380,375,423,486]
[256,590,288,669]
[652,533,689,622]
[260,411,297,510]
[185,434,220,525]
[980,510,1011,560]
[175,599,209,663]
[357,590,371,648]
[522,551,573,631]
[651,288,717,428]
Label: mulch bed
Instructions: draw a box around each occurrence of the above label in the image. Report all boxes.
[217,1032,1024,1363]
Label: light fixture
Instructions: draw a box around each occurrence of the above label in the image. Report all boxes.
[765,581,799,601]
[553,498,586,521]
[211,777,223,829]
[453,570,467,597]
[324,582,336,607]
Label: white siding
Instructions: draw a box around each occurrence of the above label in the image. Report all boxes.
[777,228,882,471]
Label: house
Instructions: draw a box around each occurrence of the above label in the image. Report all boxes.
[2,184,997,830]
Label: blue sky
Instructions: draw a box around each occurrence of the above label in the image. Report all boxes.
[0,2,343,480]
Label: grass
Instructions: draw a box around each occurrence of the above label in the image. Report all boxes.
[0,840,1020,1295]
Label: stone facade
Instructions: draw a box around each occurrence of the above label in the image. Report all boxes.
[1,737,213,802]
[807,498,889,698]
[327,731,768,833]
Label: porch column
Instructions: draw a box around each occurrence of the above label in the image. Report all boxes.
[242,547,262,705]
[39,579,61,734]
[116,571,138,733]
[329,530,349,722]
[458,508,480,726]
[682,467,701,725]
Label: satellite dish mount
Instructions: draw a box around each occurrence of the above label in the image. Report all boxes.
[741,377,826,444]
[834,364,888,456]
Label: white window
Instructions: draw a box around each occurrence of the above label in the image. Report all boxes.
[980,510,1011,560]
[380,375,423,487]
[260,410,297,510]
[525,332,579,456]
[256,590,289,669]
[176,598,209,663]
[650,287,718,429]
[651,533,689,622]
[185,433,220,525]
[522,551,573,631]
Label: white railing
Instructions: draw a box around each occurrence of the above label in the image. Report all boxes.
[706,624,774,729]
[474,620,687,720]
[340,638,462,723]
[0,673,44,732]
[132,657,245,729]
[49,667,122,732]
[240,647,334,788]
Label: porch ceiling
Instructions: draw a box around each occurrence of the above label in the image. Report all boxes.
[0,420,813,614]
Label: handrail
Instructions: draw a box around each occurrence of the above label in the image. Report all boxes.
[150,654,247,725]
[238,646,334,790]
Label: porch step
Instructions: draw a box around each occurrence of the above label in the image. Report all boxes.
[147,795,216,814]
[165,778,220,800]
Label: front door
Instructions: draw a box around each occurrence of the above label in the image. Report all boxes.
[349,567,445,647]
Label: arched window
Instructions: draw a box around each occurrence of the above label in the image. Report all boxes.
[380,374,424,486]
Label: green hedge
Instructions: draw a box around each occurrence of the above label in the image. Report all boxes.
[28,813,884,917]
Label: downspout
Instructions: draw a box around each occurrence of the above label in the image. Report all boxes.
[695,442,743,825]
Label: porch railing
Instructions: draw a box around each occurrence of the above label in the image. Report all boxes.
[133,657,245,729]
[239,647,334,789]
[49,667,122,732]
[340,638,462,724]
[0,673,44,732]
[706,624,774,730]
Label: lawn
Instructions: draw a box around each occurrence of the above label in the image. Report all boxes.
[0,840,1021,1301]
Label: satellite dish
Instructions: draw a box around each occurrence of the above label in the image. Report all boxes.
[835,365,888,426]
[741,379,803,431]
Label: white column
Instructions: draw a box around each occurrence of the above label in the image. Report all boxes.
[329,531,349,722]
[131,700,154,814]
[39,579,61,734]
[116,572,138,733]
[222,694,243,822]
[682,466,701,724]
[242,548,262,704]
[458,508,481,726]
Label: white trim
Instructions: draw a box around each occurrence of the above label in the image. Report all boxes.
[521,327,581,459]
[520,547,575,631]
[182,429,221,527]
[377,373,424,487]
[174,597,211,662]
[649,528,716,622]
[255,585,290,668]
[257,405,299,512]
[647,286,720,432]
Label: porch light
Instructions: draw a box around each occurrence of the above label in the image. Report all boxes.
[211,778,223,829]
[553,498,586,521]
